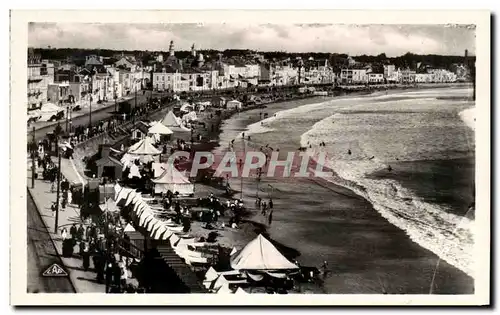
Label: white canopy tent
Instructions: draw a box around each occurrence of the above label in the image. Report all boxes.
[124,223,136,232]
[152,163,194,196]
[128,137,161,155]
[160,111,182,128]
[148,122,174,136]
[161,110,191,132]
[230,234,299,271]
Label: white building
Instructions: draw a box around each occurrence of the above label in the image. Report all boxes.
[383,65,396,79]
[27,59,54,110]
[340,68,369,84]
[368,73,384,83]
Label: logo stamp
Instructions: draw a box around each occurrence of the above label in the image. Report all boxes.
[42,263,68,277]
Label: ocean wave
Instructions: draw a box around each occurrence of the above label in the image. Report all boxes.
[301,122,475,278]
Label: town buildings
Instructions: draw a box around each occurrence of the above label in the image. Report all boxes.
[27,45,470,111]
[27,49,54,110]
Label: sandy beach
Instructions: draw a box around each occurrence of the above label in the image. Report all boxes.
[181,86,476,294]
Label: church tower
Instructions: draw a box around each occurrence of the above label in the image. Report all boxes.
[191,43,196,57]
[169,40,175,57]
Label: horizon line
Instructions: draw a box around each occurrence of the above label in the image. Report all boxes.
[28,46,474,58]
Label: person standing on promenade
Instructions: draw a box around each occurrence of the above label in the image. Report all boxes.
[105,262,114,293]
[70,224,77,241]
[77,224,85,242]
[82,242,90,271]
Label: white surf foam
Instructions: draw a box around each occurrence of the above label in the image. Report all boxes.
[301,116,475,278]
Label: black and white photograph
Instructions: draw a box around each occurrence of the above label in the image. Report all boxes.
[10,10,490,306]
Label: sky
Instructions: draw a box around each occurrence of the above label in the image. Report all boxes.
[28,23,476,57]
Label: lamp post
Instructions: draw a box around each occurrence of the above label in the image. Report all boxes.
[114,84,118,114]
[89,75,93,128]
[237,158,244,201]
[133,84,137,124]
[65,89,72,134]
[54,125,62,234]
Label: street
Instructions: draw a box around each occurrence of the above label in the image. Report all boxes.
[27,189,75,293]
[28,90,161,142]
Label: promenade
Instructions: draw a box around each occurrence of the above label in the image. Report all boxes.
[27,165,105,293]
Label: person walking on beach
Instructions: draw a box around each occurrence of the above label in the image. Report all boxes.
[268,209,273,226]
[321,261,329,279]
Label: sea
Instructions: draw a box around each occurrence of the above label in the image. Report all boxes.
[214,86,475,293]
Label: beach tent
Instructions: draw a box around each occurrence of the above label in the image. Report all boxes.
[226,100,242,110]
[230,234,299,271]
[161,111,182,128]
[124,223,136,233]
[152,163,194,196]
[217,283,234,294]
[205,267,219,282]
[235,287,248,294]
[128,137,161,155]
[148,122,174,136]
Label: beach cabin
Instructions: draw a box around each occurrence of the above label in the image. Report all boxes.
[131,121,151,141]
[211,96,227,108]
[226,100,243,110]
[95,144,123,181]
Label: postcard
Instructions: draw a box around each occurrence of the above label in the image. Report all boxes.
[10,9,490,306]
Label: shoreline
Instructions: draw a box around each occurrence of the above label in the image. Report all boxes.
[190,85,474,294]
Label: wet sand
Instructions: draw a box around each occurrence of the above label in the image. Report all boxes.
[208,97,474,294]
